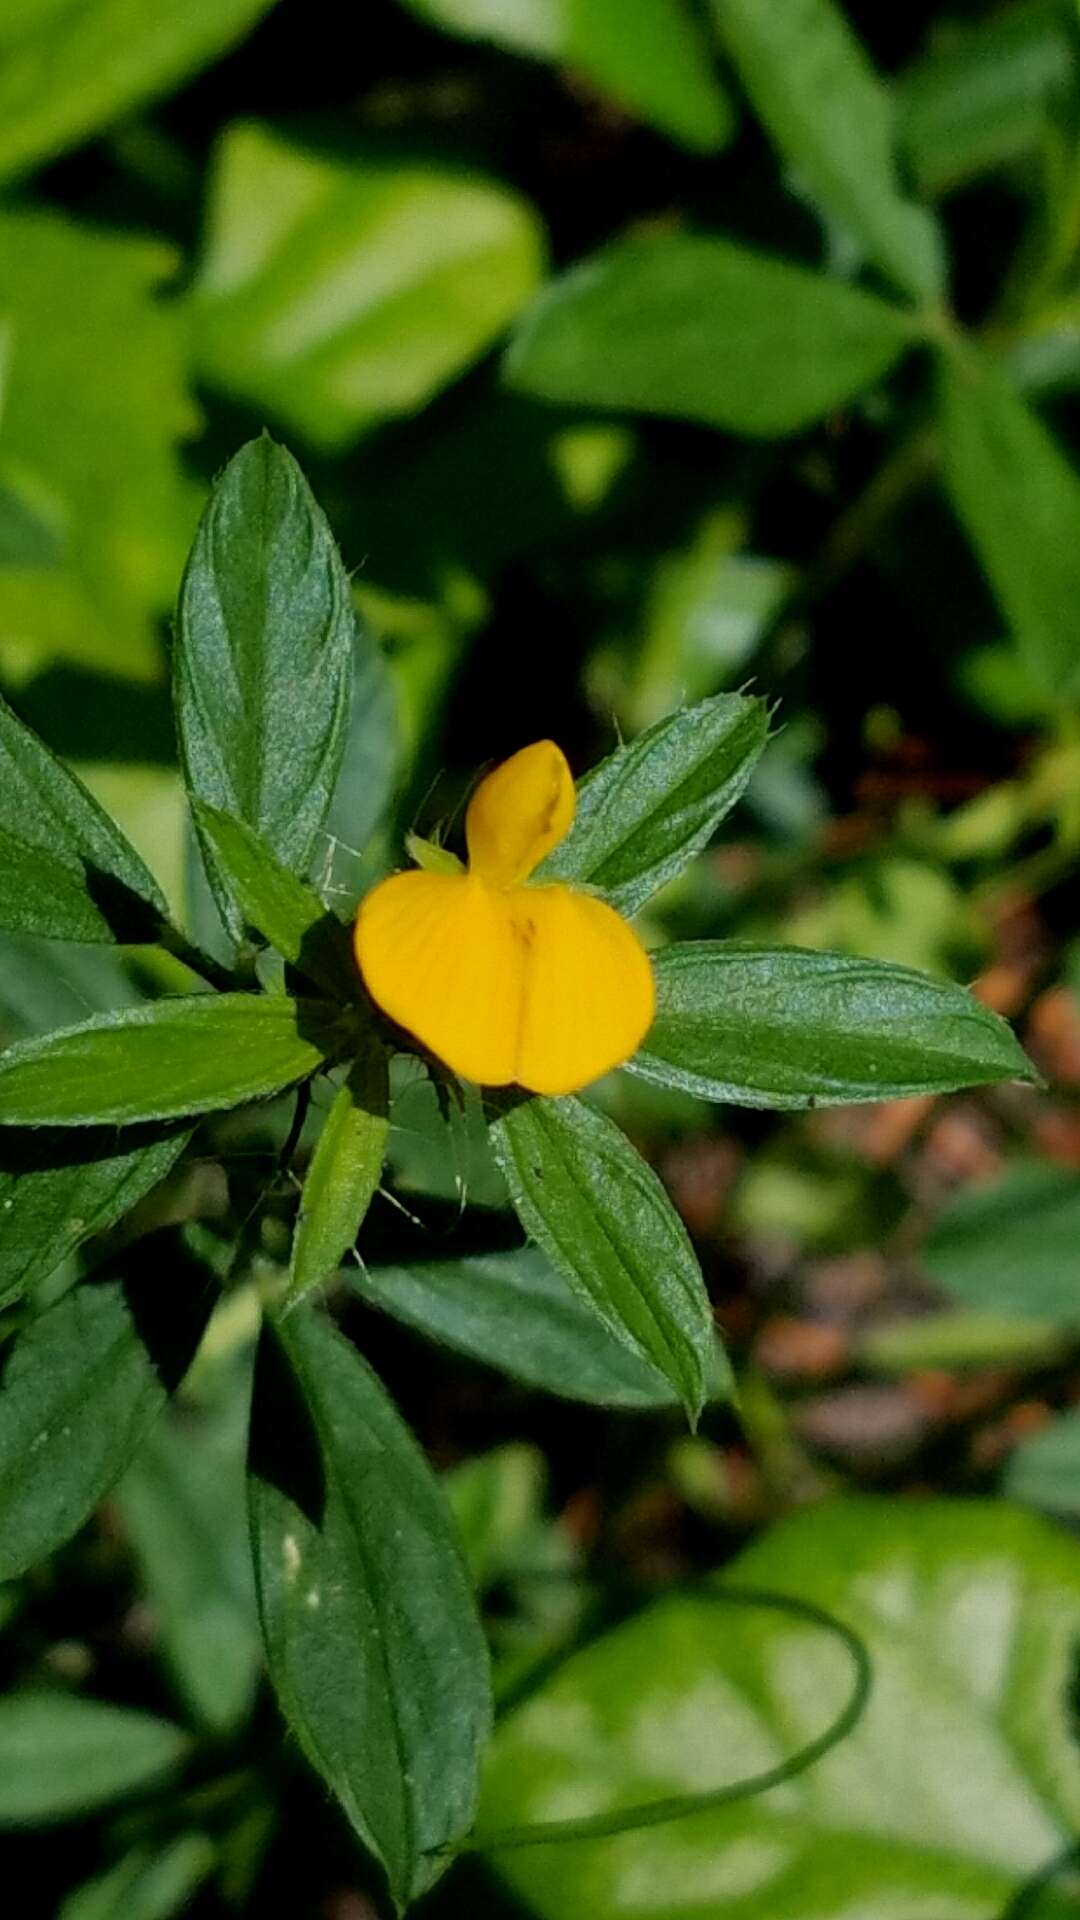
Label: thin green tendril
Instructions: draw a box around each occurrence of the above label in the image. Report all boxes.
[462,1581,872,1855]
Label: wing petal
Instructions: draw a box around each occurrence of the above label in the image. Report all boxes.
[354,871,524,1086]
[512,886,655,1096]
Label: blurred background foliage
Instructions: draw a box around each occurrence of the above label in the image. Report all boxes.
[7,0,1080,1915]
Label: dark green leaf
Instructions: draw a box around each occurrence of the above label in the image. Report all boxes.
[175,437,356,940]
[287,1047,390,1306]
[193,127,544,451]
[248,1308,492,1909]
[489,1096,722,1422]
[57,1835,217,1920]
[385,1073,508,1211]
[355,1247,716,1408]
[118,1395,260,1736]
[0,1234,216,1582]
[541,692,768,914]
[0,0,277,185]
[0,1694,188,1826]
[923,1162,1080,1323]
[630,943,1036,1108]
[0,693,165,942]
[192,803,358,999]
[939,351,1080,700]
[897,0,1076,196]
[402,0,733,153]
[322,624,400,879]
[0,930,140,1041]
[485,1500,1080,1917]
[0,993,346,1126]
[0,1124,190,1310]
[506,235,915,434]
[712,0,943,302]
[0,470,62,568]
[1005,1410,1080,1517]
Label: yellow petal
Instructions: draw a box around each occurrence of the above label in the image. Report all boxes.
[465,740,575,889]
[510,885,655,1096]
[354,870,523,1086]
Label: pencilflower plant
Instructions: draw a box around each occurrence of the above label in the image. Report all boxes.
[0,439,1036,1914]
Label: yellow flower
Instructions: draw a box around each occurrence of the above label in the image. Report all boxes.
[353,741,655,1095]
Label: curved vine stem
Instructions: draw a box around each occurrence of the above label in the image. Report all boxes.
[459,1582,872,1856]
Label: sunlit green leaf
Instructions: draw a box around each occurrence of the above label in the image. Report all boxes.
[631,943,1036,1108]
[0,1693,189,1826]
[0,0,277,184]
[507,235,915,434]
[0,693,166,942]
[193,123,545,450]
[541,692,768,914]
[485,1500,1080,1918]
[287,1048,390,1306]
[402,0,734,152]
[0,1124,190,1309]
[0,209,195,679]
[923,1162,1080,1324]
[939,350,1080,700]
[176,437,356,940]
[712,0,943,302]
[248,1308,492,1909]
[490,1095,723,1422]
[0,994,346,1126]
[0,1234,216,1581]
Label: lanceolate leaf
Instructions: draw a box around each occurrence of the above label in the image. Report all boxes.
[489,1095,723,1422]
[939,351,1080,700]
[355,1248,706,1409]
[176,437,356,940]
[630,943,1036,1108]
[506,235,915,434]
[0,994,346,1127]
[0,1233,216,1582]
[192,802,358,999]
[0,1694,189,1826]
[0,694,166,942]
[0,1125,191,1310]
[712,0,943,303]
[287,1047,390,1307]
[541,692,768,914]
[248,1309,492,1910]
